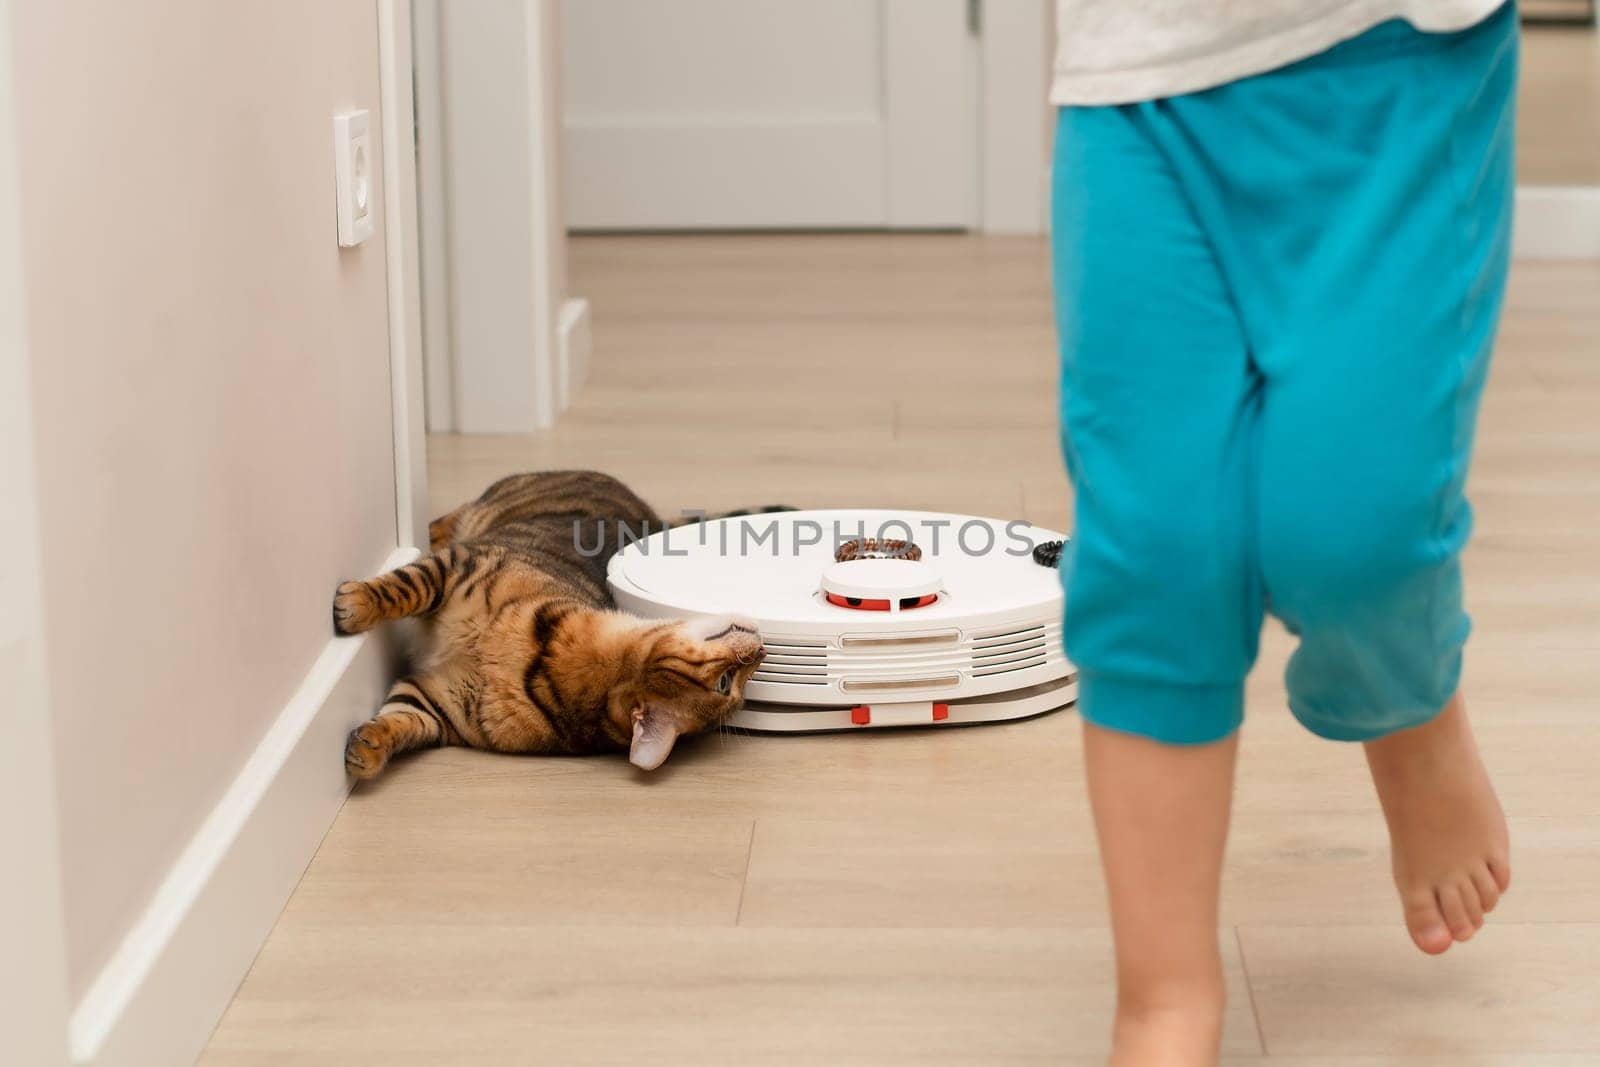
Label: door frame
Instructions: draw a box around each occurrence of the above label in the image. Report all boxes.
[412,0,574,436]
[978,0,1052,234]
[411,0,455,433]
[378,0,432,545]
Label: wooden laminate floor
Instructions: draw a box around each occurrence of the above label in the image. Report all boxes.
[202,236,1600,1065]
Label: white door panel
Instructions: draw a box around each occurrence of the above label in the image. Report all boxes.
[562,0,974,229]
[568,120,886,228]
[884,0,975,227]
[564,0,883,117]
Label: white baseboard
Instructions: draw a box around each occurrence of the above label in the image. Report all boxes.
[1515,186,1600,260]
[68,547,417,1067]
[556,296,592,415]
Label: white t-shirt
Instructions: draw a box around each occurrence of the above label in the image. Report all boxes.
[1051,0,1509,105]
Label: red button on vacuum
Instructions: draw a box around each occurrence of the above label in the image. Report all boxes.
[850,706,871,725]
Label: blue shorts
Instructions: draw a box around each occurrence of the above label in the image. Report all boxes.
[1050,4,1518,744]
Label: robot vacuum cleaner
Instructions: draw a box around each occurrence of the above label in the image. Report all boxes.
[607,509,1078,732]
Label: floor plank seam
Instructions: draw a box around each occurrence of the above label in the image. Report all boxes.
[1233,924,1271,1057]
[734,818,757,926]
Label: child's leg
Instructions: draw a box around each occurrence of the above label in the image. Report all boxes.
[1051,101,1262,1059]
[1086,723,1238,1066]
[1150,8,1520,953]
[1073,10,1518,964]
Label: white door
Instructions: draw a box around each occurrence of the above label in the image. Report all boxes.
[561,0,976,229]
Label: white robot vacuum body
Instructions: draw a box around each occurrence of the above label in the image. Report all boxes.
[606,510,1078,732]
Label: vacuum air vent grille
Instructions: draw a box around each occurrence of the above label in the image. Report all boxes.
[752,619,1062,694]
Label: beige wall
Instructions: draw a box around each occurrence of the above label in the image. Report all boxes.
[1,0,71,1059]
[12,0,398,998]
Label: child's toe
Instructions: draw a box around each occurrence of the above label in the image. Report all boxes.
[1404,891,1453,954]
[1470,864,1501,913]
[1455,876,1485,932]
[1436,884,1475,942]
[1488,853,1512,893]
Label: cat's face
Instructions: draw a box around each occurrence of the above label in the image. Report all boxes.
[621,615,766,770]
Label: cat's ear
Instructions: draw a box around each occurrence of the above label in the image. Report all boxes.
[629,704,680,771]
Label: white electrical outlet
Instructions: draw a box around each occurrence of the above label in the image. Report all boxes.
[332,110,373,247]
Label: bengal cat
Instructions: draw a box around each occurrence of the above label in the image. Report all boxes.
[332,471,778,776]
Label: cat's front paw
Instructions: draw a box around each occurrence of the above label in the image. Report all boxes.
[344,722,390,779]
[332,580,379,635]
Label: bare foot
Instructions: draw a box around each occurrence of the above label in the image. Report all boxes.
[1111,992,1224,1067]
[1364,693,1510,954]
